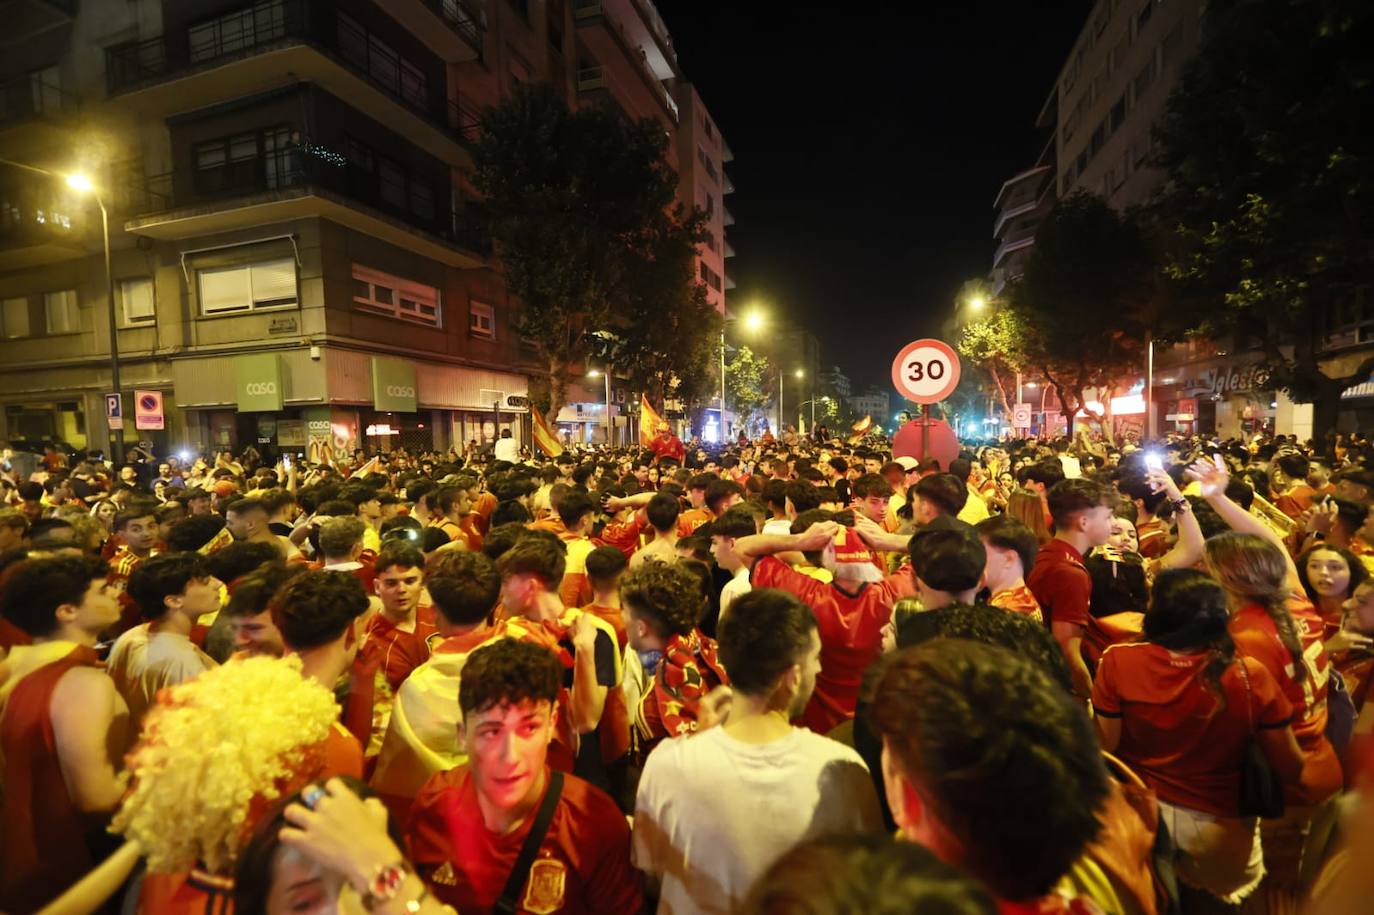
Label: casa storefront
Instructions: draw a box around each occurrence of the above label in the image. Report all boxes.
[172,347,528,458]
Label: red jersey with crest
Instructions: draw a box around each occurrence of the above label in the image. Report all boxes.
[407,767,643,914]
[362,605,440,692]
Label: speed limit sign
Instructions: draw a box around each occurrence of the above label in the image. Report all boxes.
[891,338,961,405]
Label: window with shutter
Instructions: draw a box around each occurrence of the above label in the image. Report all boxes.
[249,258,296,307]
[121,278,156,324]
[2,297,29,338]
[351,264,440,326]
[199,266,253,313]
[44,289,79,334]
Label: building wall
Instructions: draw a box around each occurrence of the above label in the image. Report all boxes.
[0,0,728,454]
[1052,0,1201,208]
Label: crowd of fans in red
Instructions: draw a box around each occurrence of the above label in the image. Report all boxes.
[4,428,1374,915]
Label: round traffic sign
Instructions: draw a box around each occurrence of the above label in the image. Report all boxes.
[1013,406,1032,427]
[139,393,159,411]
[891,338,961,405]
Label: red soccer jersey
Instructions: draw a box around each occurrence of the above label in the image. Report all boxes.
[1230,598,1342,805]
[579,603,627,650]
[1092,642,1292,816]
[1134,518,1169,560]
[407,767,643,915]
[362,605,440,692]
[1027,540,1092,631]
[751,556,909,734]
[989,583,1043,622]
[597,515,646,559]
[676,507,714,538]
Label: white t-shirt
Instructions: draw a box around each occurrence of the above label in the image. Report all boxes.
[761,517,793,536]
[494,437,520,463]
[633,725,882,914]
[718,566,752,620]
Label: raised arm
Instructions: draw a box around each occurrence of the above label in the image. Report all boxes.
[1149,468,1204,571]
[1187,454,1302,591]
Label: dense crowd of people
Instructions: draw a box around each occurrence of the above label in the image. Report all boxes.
[4,425,1374,914]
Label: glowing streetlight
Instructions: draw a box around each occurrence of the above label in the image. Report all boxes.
[65,173,96,193]
[587,369,610,445]
[0,160,119,463]
[743,311,765,332]
[969,294,987,310]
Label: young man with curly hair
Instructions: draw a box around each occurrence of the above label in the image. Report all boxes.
[621,559,729,753]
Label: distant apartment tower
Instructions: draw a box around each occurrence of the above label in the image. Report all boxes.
[0,0,732,453]
[991,0,1201,293]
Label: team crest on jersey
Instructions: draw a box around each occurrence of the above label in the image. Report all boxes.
[429,861,458,886]
[522,857,566,914]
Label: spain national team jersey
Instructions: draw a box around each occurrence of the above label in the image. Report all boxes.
[1230,597,1342,805]
[361,605,441,691]
[750,555,912,734]
[989,584,1043,622]
[408,767,644,914]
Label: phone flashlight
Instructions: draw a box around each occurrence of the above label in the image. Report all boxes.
[1144,453,1163,472]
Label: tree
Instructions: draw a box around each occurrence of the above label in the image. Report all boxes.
[1008,193,1158,442]
[724,345,774,432]
[1151,0,1374,435]
[471,84,713,417]
[957,307,1030,417]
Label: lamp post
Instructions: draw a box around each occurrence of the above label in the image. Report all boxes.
[719,310,764,441]
[798,396,830,432]
[780,368,803,434]
[587,368,611,446]
[0,159,118,464]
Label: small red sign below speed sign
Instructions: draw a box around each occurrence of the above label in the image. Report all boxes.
[891,338,961,405]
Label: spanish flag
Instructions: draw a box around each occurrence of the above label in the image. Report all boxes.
[640,394,665,448]
[848,415,872,444]
[531,405,564,457]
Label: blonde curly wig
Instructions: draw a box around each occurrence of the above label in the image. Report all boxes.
[111,655,340,874]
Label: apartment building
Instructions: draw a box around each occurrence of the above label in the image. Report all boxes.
[0,0,731,457]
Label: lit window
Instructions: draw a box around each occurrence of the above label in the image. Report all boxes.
[470,300,495,339]
[352,263,441,327]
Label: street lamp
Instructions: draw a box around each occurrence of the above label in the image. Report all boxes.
[587,368,611,446]
[798,395,830,433]
[720,309,765,441]
[779,368,803,434]
[1,158,118,464]
[969,294,987,311]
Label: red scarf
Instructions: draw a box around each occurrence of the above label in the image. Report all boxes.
[650,629,729,739]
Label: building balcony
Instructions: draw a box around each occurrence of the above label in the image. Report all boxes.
[723,205,734,227]
[573,1,678,123]
[0,0,74,44]
[388,0,484,62]
[724,239,735,258]
[0,74,81,159]
[0,182,89,272]
[724,272,736,291]
[722,172,735,195]
[124,148,488,269]
[104,0,478,167]
[992,234,1036,271]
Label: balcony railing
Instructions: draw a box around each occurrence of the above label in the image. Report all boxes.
[424,0,485,50]
[134,146,488,255]
[105,0,482,148]
[0,76,80,128]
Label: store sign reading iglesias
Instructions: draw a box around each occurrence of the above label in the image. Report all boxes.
[1178,363,1271,397]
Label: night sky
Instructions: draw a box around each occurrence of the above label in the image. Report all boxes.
[657,2,1089,391]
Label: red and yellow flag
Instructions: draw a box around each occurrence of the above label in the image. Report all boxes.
[848,415,873,444]
[640,394,666,448]
[531,405,564,457]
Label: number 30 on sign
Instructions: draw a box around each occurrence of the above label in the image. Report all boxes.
[891,339,961,405]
